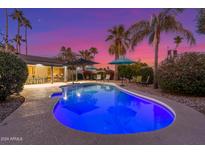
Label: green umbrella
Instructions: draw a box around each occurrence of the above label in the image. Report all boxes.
[109,57,135,86]
[109,57,135,65]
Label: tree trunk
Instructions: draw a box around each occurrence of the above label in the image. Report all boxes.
[25,27,28,55]
[114,54,119,80]
[5,9,8,52]
[17,21,20,53]
[154,40,159,89]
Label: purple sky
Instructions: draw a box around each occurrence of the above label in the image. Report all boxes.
[0,8,204,68]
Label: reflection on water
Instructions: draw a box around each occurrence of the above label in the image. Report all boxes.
[53,84,174,134]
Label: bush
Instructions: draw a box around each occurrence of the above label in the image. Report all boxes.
[0,51,28,101]
[118,61,153,83]
[118,65,135,80]
[138,67,153,84]
[158,52,205,96]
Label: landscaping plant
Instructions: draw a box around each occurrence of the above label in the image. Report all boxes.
[158,52,205,96]
[0,51,28,101]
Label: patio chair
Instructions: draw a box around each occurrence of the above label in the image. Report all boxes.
[104,74,110,82]
[140,76,150,86]
[96,74,102,81]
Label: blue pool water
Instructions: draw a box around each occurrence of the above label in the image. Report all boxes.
[53,83,175,134]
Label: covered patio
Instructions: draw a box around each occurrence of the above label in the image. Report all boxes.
[19,54,73,84]
[19,54,100,84]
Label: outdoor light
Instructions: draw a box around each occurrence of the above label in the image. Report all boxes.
[63,94,68,100]
[76,92,81,97]
[63,89,68,100]
[36,64,44,67]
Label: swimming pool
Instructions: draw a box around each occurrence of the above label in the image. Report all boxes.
[52,83,175,134]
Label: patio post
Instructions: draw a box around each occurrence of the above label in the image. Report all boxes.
[75,67,78,81]
[64,66,68,82]
[51,66,54,84]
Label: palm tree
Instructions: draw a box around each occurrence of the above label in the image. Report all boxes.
[13,34,24,53]
[89,47,98,56]
[196,9,205,35]
[58,46,76,62]
[4,8,9,52]
[105,25,130,80]
[22,17,32,55]
[174,35,183,50]
[128,11,195,89]
[10,9,24,53]
[79,49,95,60]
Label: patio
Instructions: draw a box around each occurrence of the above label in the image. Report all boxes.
[0,81,205,144]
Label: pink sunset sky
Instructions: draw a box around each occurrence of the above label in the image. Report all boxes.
[0,8,204,69]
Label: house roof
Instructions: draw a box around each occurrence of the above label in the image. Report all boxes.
[18,54,65,67]
[18,54,99,67]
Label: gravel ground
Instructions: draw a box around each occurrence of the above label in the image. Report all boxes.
[124,83,205,115]
[0,95,25,123]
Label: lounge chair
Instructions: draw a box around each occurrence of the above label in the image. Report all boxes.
[104,74,110,82]
[140,76,150,86]
[96,74,102,81]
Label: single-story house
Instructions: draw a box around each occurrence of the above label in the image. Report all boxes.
[19,54,72,84]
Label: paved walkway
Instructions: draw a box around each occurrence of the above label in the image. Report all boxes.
[1,82,205,144]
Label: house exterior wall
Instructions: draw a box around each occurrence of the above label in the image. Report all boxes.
[26,64,69,84]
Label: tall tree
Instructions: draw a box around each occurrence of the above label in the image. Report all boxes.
[128,10,195,89]
[10,9,24,53]
[196,9,205,34]
[58,46,76,62]
[79,47,99,60]
[4,9,9,52]
[89,47,98,57]
[105,25,130,80]
[13,34,24,53]
[22,17,32,55]
[174,35,183,50]
[79,50,93,60]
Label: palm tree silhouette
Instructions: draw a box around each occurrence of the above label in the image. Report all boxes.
[13,34,24,53]
[196,9,205,35]
[89,47,98,57]
[79,50,93,60]
[10,9,24,53]
[79,47,98,60]
[128,10,195,89]
[174,35,183,50]
[105,25,130,80]
[58,46,76,62]
[22,17,32,55]
[4,9,9,52]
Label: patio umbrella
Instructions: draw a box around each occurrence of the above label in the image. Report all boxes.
[66,58,99,83]
[109,57,135,86]
[109,57,135,65]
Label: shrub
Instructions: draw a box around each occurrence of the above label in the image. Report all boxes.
[0,51,28,101]
[158,52,205,96]
[118,61,153,83]
[118,65,135,80]
[138,67,153,84]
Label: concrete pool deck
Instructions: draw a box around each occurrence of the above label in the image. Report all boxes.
[0,81,205,144]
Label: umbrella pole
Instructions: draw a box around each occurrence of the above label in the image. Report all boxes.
[72,65,74,85]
